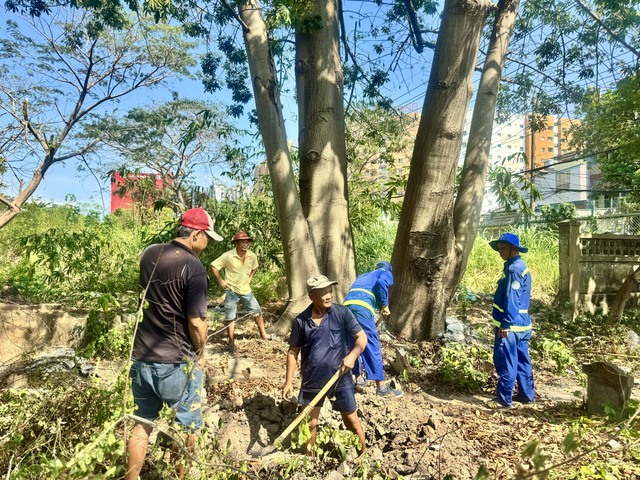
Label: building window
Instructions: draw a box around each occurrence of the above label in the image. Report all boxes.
[548,147,554,152]
[556,171,570,190]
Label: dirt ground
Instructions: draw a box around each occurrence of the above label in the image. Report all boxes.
[1,301,636,479]
[199,305,635,480]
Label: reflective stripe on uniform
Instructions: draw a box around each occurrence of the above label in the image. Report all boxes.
[522,268,529,276]
[492,320,532,331]
[493,303,504,313]
[348,288,376,299]
[344,299,376,316]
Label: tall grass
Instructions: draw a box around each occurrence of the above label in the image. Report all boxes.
[462,228,559,299]
[353,219,397,274]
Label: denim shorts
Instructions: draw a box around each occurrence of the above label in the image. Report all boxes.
[298,387,357,413]
[130,360,203,432]
[224,290,262,320]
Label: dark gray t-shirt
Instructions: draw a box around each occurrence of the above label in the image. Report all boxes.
[132,240,208,363]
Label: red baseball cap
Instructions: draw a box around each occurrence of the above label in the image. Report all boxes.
[180,208,223,241]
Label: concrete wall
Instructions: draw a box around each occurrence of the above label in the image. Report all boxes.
[558,220,640,313]
[0,303,86,363]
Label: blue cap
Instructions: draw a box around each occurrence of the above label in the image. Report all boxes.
[489,233,528,253]
[376,261,392,272]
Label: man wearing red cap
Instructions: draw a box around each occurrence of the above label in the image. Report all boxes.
[127,208,222,480]
[210,231,268,350]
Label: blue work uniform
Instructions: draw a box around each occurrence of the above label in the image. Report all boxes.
[344,264,393,381]
[492,255,535,407]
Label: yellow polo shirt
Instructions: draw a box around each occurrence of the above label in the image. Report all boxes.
[211,249,258,295]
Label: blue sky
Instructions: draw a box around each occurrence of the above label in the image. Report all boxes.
[0,1,442,213]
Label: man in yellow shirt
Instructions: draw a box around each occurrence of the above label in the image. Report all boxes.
[211,231,268,350]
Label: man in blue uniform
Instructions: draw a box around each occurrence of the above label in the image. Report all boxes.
[488,232,535,408]
[344,261,402,398]
[282,275,368,453]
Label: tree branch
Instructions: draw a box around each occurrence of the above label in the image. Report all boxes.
[403,0,425,53]
[573,0,640,58]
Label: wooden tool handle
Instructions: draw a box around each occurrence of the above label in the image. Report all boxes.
[274,369,342,445]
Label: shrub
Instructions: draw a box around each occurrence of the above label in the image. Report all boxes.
[437,343,492,391]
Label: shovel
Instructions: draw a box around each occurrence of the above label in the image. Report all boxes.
[249,369,342,458]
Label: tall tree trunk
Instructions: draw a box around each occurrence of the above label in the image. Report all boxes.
[453,0,520,279]
[238,0,319,333]
[295,0,356,300]
[389,0,491,340]
[608,265,640,325]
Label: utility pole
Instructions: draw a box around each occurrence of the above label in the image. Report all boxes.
[528,96,537,227]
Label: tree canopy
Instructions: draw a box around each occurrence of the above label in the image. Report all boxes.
[573,72,640,203]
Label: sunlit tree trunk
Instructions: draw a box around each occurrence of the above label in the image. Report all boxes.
[238,0,319,333]
[452,0,521,289]
[295,0,356,300]
[608,265,640,325]
[389,0,491,340]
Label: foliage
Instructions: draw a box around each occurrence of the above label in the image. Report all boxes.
[541,203,577,230]
[9,215,141,306]
[290,417,361,460]
[488,165,542,215]
[352,219,397,275]
[532,338,579,375]
[497,0,640,122]
[0,371,128,479]
[86,99,234,213]
[573,72,640,203]
[0,8,197,227]
[78,308,134,360]
[437,343,492,392]
[346,105,415,218]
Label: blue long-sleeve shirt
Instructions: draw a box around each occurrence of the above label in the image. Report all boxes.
[492,255,532,331]
[344,268,393,315]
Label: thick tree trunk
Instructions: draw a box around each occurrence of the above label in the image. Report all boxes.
[608,265,640,325]
[453,0,520,277]
[295,0,356,300]
[238,0,319,333]
[389,0,490,340]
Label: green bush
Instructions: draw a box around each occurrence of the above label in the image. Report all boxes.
[532,338,579,375]
[437,343,492,391]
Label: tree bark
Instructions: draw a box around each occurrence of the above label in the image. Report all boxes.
[295,0,356,300]
[389,0,491,340]
[453,0,520,278]
[238,0,319,333]
[608,265,640,325]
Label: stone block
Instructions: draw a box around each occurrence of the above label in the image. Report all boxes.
[582,362,634,415]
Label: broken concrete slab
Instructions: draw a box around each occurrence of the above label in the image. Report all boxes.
[582,362,634,415]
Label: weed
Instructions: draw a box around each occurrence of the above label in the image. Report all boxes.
[437,343,492,391]
[532,338,580,375]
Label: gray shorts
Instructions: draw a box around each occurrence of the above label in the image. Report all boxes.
[224,290,262,320]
